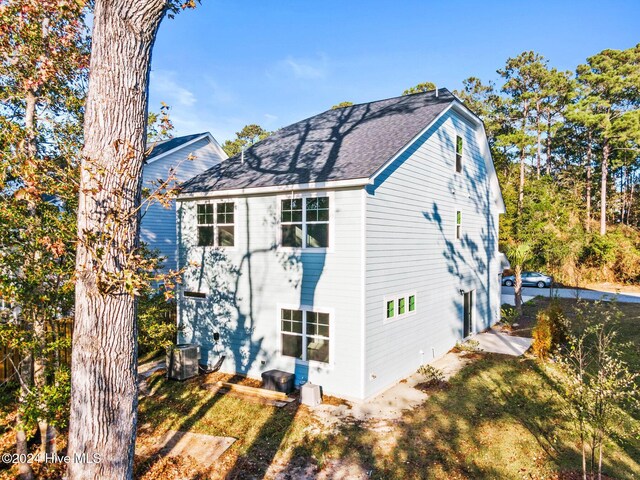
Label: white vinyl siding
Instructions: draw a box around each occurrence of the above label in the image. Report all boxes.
[364,108,500,399]
[177,188,363,399]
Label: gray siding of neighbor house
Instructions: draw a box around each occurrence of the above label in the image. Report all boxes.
[176,188,365,400]
[141,137,225,271]
[364,108,501,399]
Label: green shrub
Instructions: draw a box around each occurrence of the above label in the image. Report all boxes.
[500,305,518,327]
[138,291,177,356]
[417,364,446,388]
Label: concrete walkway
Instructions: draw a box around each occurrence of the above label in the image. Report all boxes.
[472,330,532,356]
[312,332,532,428]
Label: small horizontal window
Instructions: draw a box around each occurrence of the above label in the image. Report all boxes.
[184,291,206,299]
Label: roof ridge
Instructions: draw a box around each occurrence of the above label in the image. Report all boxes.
[322,87,452,112]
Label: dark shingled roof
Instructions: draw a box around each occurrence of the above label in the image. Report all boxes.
[147,132,208,160]
[181,89,456,194]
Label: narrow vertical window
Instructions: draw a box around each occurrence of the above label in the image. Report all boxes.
[409,295,416,312]
[197,204,214,246]
[281,309,303,359]
[281,198,303,247]
[455,135,463,173]
[456,211,462,239]
[398,297,406,315]
[386,300,395,319]
[305,197,329,247]
[217,202,235,247]
[306,312,330,363]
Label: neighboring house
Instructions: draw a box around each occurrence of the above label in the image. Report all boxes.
[176,89,506,401]
[142,132,227,272]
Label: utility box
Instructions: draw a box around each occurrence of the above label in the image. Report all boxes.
[261,369,294,394]
[300,382,322,407]
[167,344,199,381]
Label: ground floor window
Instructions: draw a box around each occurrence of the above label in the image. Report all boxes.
[280,308,330,363]
[384,292,417,322]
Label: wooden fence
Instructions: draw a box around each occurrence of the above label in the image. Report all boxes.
[0,318,73,383]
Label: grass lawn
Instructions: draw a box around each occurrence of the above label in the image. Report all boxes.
[0,298,638,479]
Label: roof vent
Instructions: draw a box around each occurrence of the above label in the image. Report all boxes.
[435,85,438,98]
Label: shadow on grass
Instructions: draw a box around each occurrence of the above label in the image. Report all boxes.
[278,354,638,479]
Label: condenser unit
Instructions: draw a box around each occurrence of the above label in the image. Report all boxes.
[166,344,199,380]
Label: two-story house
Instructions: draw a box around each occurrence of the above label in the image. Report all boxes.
[175,89,505,401]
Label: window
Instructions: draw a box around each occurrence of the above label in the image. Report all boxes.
[384,292,417,322]
[183,291,206,299]
[197,202,234,247]
[216,202,235,246]
[386,300,395,319]
[281,196,329,248]
[456,211,462,240]
[280,308,330,363]
[455,135,463,173]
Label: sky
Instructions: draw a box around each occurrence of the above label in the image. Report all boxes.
[148,0,640,143]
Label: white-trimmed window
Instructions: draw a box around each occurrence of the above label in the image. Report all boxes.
[197,202,235,247]
[384,292,417,322]
[281,197,329,248]
[280,308,330,363]
[456,210,462,240]
[455,135,463,173]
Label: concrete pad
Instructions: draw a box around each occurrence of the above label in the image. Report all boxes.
[473,331,532,356]
[137,430,235,468]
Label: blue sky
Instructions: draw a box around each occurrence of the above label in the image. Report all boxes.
[148,0,639,143]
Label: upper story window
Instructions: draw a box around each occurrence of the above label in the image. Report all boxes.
[456,210,462,239]
[197,202,235,247]
[455,135,463,173]
[281,197,329,248]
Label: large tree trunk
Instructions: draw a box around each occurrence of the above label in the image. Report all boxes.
[545,107,552,176]
[535,102,541,179]
[67,1,166,478]
[585,138,592,233]
[600,141,610,236]
[17,91,37,480]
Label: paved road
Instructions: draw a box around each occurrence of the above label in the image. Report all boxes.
[501,286,640,305]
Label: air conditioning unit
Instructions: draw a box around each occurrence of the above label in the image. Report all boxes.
[166,344,200,380]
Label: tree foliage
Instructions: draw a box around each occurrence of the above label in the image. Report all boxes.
[453,44,640,284]
[403,81,437,95]
[222,123,270,157]
[331,101,353,109]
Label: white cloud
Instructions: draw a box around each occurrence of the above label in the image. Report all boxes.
[269,54,329,80]
[150,70,196,107]
[264,113,278,122]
